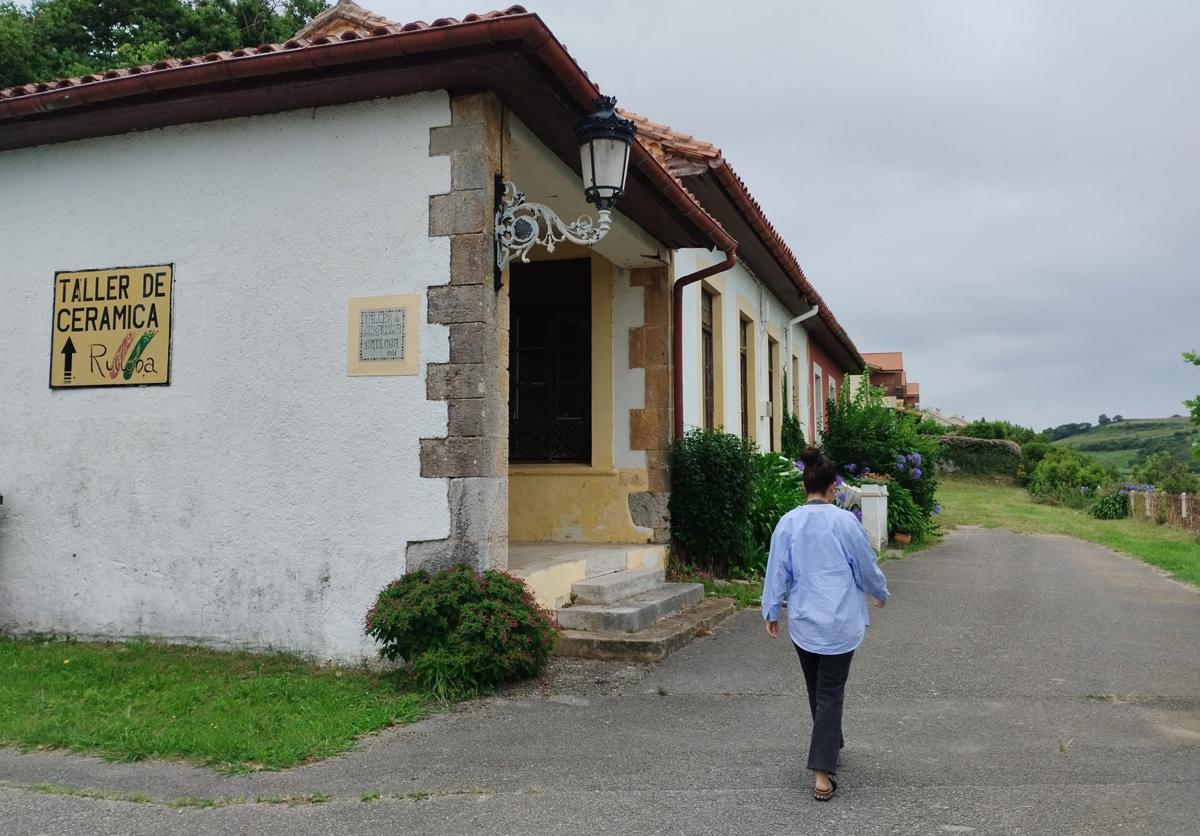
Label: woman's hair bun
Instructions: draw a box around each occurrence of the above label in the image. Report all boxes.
[799,447,823,467]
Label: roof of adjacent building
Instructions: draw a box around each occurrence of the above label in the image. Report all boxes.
[625,111,865,371]
[862,352,905,372]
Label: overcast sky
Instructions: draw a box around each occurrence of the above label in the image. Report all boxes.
[380,1,1198,428]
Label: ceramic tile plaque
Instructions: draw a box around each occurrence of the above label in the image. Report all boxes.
[347,294,419,376]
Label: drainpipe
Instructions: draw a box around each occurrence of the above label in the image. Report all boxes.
[672,245,738,442]
[782,307,820,410]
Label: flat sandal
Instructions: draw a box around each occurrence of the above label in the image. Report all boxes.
[813,778,837,801]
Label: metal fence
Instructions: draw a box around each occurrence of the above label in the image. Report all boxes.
[1128,490,1200,535]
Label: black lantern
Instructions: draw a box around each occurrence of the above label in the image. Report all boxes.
[575,95,637,210]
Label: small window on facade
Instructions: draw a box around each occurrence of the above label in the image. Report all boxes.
[701,289,715,429]
[739,317,750,440]
[792,356,801,414]
[767,338,779,451]
[814,368,824,430]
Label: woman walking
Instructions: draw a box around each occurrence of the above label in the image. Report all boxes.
[761,447,890,801]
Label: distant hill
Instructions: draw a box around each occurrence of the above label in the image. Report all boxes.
[1052,417,1197,475]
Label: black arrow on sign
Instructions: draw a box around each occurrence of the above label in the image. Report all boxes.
[61,337,76,382]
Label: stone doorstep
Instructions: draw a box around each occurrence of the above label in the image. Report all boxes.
[556,583,704,633]
[508,543,668,611]
[556,597,737,663]
[571,567,666,605]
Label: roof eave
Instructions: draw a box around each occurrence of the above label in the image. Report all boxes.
[0,11,733,256]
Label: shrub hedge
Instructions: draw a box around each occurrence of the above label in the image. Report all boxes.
[937,435,1022,476]
[365,565,557,699]
[669,428,756,577]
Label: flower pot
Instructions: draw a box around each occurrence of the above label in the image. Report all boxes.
[892,532,912,545]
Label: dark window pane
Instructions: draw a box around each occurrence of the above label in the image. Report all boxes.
[509,258,592,463]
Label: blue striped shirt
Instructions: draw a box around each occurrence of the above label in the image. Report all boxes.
[761,502,890,654]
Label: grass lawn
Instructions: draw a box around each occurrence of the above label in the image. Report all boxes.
[937,476,1200,586]
[0,638,429,771]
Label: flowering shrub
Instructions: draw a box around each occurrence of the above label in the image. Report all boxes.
[365,565,557,699]
[821,381,940,518]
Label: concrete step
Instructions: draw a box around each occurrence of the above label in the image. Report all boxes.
[571,567,666,605]
[556,583,704,633]
[557,597,737,663]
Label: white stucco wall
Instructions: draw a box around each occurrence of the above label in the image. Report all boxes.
[678,249,811,448]
[0,93,453,660]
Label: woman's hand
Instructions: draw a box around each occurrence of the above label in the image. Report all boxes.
[764,620,780,638]
[871,597,887,609]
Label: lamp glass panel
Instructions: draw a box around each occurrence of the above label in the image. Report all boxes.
[580,137,630,199]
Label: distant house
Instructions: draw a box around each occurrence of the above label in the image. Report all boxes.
[916,407,967,429]
[862,352,920,409]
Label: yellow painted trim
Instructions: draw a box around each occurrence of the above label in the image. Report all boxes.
[697,280,726,430]
[520,560,588,611]
[767,335,782,452]
[736,292,758,447]
[590,253,614,469]
[508,467,652,543]
[509,464,620,476]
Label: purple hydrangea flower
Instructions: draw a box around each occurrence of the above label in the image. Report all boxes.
[847,463,858,474]
[794,461,805,472]
[911,467,923,480]
[835,475,845,486]
[908,452,922,466]
[853,507,863,523]
[933,503,941,515]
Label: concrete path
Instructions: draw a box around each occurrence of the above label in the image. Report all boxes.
[3,527,1198,835]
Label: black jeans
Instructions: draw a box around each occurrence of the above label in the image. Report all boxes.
[794,644,854,775]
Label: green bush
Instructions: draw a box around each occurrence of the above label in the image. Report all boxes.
[1132,452,1200,494]
[1018,440,1052,486]
[744,452,807,575]
[669,428,755,576]
[781,409,806,461]
[365,565,557,699]
[956,419,1039,445]
[938,435,1021,476]
[1088,492,1129,520]
[1027,447,1114,508]
[886,483,931,542]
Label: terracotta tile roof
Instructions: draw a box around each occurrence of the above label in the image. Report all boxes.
[623,109,864,370]
[0,4,529,104]
[862,352,905,372]
[622,112,720,177]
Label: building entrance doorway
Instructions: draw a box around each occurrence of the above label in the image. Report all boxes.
[508,258,592,464]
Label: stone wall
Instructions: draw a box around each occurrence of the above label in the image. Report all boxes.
[411,92,510,571]
[626,265,673,542]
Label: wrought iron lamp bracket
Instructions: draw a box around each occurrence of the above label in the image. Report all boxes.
[494,179,612,274]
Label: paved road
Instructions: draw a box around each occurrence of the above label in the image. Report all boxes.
[3,527,1198,835]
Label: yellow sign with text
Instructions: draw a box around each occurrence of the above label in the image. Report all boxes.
[50,264,173,388]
